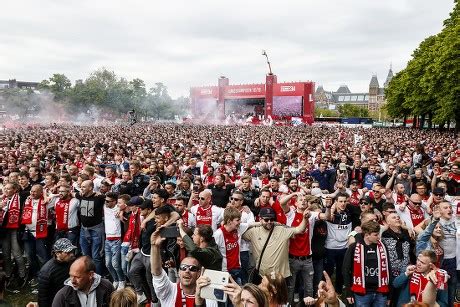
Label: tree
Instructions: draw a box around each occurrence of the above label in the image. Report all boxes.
[337,104,369,118]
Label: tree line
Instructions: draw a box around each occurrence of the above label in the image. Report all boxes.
[1,68,189,120]
[384,0,459,131]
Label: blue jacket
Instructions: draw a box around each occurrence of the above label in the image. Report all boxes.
[415,219,441,260]
[393,268,448,307]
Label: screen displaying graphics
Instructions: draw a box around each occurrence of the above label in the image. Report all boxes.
[273,96,303,117]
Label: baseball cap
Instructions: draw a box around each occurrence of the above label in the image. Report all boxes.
[138,199,154,210]
[350,179,359,185]
[53,238,77,253]
[128,196,144,206]
[259,207,276,219]
[400,168,409,174]
[360,196,371,204]
[432,187,445,196]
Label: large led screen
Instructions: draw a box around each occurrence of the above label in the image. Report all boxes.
[273,96,303,117]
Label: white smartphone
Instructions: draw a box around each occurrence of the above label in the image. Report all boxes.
[200,269,230,302]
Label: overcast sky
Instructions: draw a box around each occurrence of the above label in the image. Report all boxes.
[0,0,454,98]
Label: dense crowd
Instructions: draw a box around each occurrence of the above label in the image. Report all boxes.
[0,124,459,307]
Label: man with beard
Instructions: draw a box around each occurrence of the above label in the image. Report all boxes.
[237,175,259,215]
[26,238,78,307]
[151,227,218,307]
[51,185,80,246]
[77,180,106,275]
[190,189,224,231]
[397,193,428,230]
[207,174,235,208]
[242,206,310,278]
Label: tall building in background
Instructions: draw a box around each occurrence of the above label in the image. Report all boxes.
[315,66,394,112]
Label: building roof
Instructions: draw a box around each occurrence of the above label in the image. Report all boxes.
[369,75,379,88]
[384,67,394,88]
[336,85,351,94]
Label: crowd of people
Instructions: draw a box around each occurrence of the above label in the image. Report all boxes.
[0,123,459,307]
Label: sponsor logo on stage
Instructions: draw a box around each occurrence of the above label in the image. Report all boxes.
[227,87,263,94]
[280,85,295,92]
[200,89,212,95]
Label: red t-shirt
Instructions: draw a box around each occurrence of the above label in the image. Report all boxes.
[289,211,311,256]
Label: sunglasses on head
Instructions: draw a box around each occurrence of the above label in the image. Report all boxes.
[179,264,200,272]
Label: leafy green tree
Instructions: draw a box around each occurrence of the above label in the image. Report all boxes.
[337,104,369,117]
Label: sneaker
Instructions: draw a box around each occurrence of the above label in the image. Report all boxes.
[137,292,147,305]
[117,281,125,290]
[112,281,119,289]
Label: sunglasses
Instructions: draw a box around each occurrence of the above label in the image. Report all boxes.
[434,194,445,197]
[262,218,275,222]
[411,201,422,205]
[199,197,206,200]
[179,264,200,272]
[231,197,243,201]
[372,190,381,193]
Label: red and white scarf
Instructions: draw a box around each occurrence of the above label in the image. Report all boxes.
[409,271,429,302]
[351,241,389,294]
[22,197,48,239]
[0,193,21,229]
[196,205,213,226]
[55,198,71,231]
[175,282,194,307]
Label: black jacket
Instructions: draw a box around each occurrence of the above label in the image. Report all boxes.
[38,258,72,307]
[51,277,113,307]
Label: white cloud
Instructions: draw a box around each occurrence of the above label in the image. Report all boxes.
[0,0,454,97]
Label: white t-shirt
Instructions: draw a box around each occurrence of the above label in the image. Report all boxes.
[104,205,122,238]
[152,268,218,307]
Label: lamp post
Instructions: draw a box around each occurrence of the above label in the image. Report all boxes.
[262,50,273,75]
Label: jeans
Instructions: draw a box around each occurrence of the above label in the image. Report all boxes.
[23,230,50,277]
[129,252,156,302]
[120,245,130,277]
[240,251,250,285]
[104,239,125,282]
[79,223,105,275]
[441,257,457,307]
[1,229,26,278]
[313,256,324,297]
[228,268,242,286]
[354,292,387,307]
[325,248,347,294]
[288,257,314,303]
